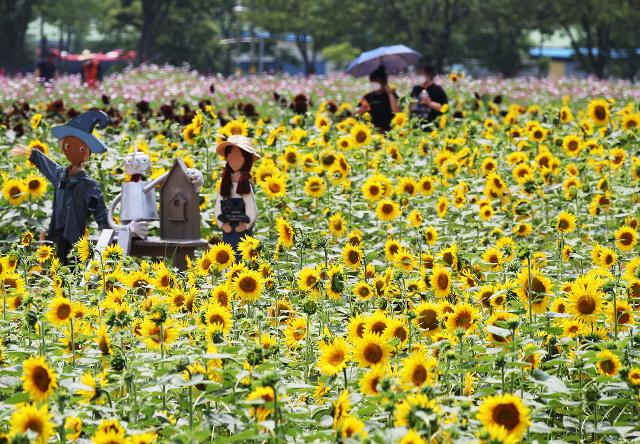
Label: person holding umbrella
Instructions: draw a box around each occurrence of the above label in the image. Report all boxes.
[356,65,399,132]
[410,63,448,125]
[347,45,421,133]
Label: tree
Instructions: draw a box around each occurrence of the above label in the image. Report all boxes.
[542,0,639,78]
[0,0,35,73]
[247,0,361,74]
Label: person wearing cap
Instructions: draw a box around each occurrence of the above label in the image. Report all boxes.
[12,111,110,262]
[214,135,260,255]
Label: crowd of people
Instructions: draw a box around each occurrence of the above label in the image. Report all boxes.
[356,63,448,132]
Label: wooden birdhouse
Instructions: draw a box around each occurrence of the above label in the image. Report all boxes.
[160,159,200,240]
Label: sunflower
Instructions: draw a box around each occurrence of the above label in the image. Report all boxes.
[352,332,391,368]
[46,296,74,325]
[562,134,582,157]
[394,393,441,429]
[276,217,295,248]
[477,393,530,440]
[267,299,294,325]
[627,367,640,386]
[406,210,423,228]
[22,356,58,401]
[359,366,386,396]
[350,123,372,146]
[430,265,451,298]
[418,176,435,196]
[340,415,367,440]
[232,269,263,302]
[391,112,408,128]
[140,318,180,349]
[436,196,448,218]
[304,176,327,198]
[205,303,233,334]
[384,238,402,261]
[9,403,54,444]
[328,213,346,237]
[25,174,47,200]
[365,311,390,336]
[397,177,417,196]
[446,303,479,333]
[414,302,441,336]
[317,336,350,376]
[342,244,363,270]
[400,429,427,444]
[102,243,123,262]
[2,179,27,206]
[77,372,99,403]
[622,113,639,131]
[486,312,518,343]
[298,266,321,295]
[482,247,504,271]
[399,352,438,389]
[559,105,574,123]
[35,244,54,263]
[385,318,409,347]
[566,275,605,322]
[64,416,83,441]
[353,281,372,300]
[375,199,400,221]
[284,317,307,349]
[261,174,287,199]
[595,349,621,376]
[588,98,610,125]
[393,247,415,272]
[516,267,552,314]
[208,243,235,271]
[423,226,438,245]
[555,211,576,233]
[606,300,634,329]
[615,226,637,252]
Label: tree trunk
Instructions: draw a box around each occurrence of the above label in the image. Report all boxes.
[1,0,34,73]
[138,0,173,64]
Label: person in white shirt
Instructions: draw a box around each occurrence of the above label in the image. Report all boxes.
[214,135,260,256]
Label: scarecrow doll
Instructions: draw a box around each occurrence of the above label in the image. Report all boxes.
[214,135,260,254]
[12,110,110,262]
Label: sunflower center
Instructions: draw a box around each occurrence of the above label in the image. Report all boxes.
[576,295,596,314]
[348,250,360,264]
[355,131,367,143]
[437,274,449,290]
[25,418,44,434]
[455,312,471,329]
[239,277,257,293]
[408,365,426,387]
[381,203,393,214]
[529,276,545,294]
[600,359,615,374]
[620,232,633,245]
[493,403,521,430]
[57,303,72,320]
[329,350,345,365]
[363,343,383,364]
[9,186,21,198]
[418,310,438,330]
[215,250,230,265]
[558,219,569,230]
[594,106,606,120]
[209,314,224,325]
[370,321,386,335]
[568,140,578,151]
[32,366,52,392]
[28,180,41,190]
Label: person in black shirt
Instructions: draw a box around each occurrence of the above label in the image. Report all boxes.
[410,63,448,124]
[356,66,399,132]
[35,51,57,83]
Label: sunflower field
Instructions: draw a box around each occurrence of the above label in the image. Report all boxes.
[1,67,640,443]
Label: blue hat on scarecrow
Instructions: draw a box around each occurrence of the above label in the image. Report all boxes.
[52,110,110,153]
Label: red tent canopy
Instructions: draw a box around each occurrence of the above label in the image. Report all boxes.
[58,49,136,62]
